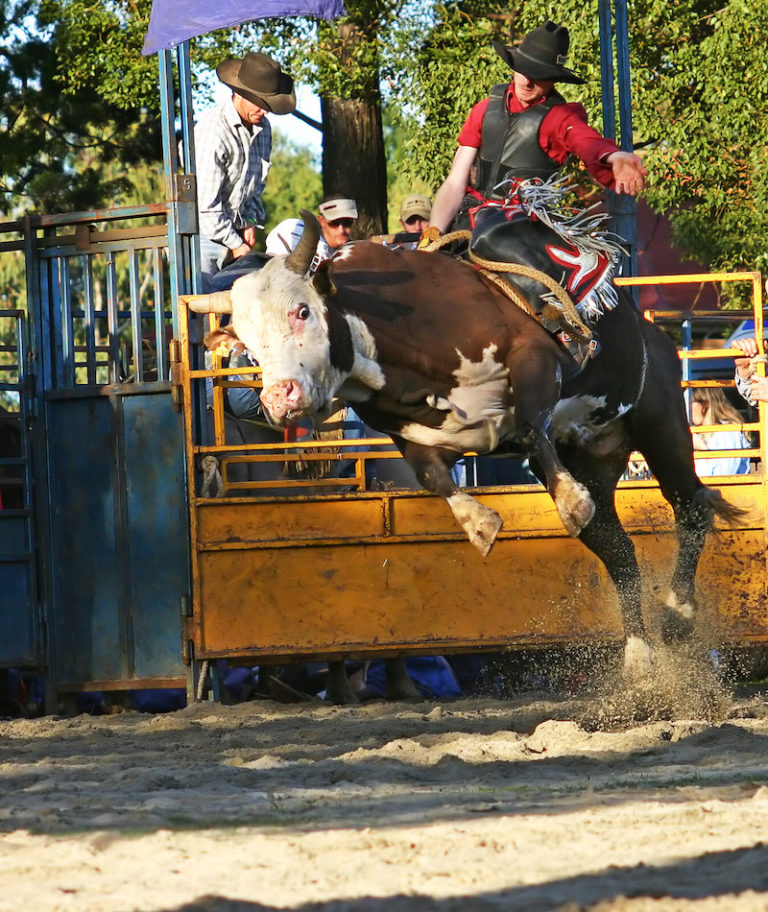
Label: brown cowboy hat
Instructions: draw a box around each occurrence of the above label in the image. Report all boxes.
[493,20,586,85]
[216,52,296,114]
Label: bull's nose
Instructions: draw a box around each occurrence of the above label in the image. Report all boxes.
[260,378,305,423]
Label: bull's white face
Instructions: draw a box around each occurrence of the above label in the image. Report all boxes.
[228,257,349,424]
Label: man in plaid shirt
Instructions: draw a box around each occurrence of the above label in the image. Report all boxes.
[195,52,296,290]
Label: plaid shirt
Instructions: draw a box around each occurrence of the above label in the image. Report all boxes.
[194,95,272,249]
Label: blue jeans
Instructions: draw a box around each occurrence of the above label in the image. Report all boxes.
[199,236,234,293]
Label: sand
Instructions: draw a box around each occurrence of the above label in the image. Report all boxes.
[2,652,768,912]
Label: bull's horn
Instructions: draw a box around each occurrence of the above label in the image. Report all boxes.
[186,292,233,314]
[285,209,320,275]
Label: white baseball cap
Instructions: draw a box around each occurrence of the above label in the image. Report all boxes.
[318,198,358,221]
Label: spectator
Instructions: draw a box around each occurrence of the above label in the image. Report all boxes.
[689,387,750,477]
[265,195,359,271]
[733,336,768,405]
[399,194,432,235]
[195,52,296,290]
[420,19,646,245]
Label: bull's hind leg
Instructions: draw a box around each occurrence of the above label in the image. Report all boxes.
[510,360,595,537]
[518,418,595,537]
[541,444,654,680]
[627,363,746,643]
[639,443,742,643]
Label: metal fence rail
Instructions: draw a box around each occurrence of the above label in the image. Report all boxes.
[628,272,767,473]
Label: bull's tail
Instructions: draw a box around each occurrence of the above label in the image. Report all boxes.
[696,485,750,529]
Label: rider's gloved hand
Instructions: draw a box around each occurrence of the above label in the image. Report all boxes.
[417,226,441,251]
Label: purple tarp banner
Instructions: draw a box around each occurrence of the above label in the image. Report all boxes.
[142,0,346,55]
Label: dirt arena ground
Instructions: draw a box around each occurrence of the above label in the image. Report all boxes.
[2,650,768,912]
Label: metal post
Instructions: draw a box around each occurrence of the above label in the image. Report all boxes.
[598,0,638,282]
[598,0,616,142]
[159,43,200,340]
[177,42,202,297]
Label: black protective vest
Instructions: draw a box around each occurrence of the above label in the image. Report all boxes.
[475,84,566,199]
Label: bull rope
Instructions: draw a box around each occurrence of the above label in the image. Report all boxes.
[422,230,593,343]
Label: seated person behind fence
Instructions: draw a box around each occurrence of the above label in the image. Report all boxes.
[265,195,358,269]
[689,387,750,476]
[205,336,262,421]
[399,194,432,239]
[224,348,262,420]
[733,336,768,405]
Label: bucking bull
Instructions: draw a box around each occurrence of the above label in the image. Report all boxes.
[190,206,743,687]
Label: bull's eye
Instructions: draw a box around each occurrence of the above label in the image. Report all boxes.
[297,304,310,321]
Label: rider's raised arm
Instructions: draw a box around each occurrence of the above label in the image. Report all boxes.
[427,145,478,234]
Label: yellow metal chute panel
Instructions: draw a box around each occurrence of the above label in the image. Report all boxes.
[174,273,768,668]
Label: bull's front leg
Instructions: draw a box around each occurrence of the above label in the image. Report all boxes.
[398,440,502,556]
[509,355,595,537]
[523,419,596,536]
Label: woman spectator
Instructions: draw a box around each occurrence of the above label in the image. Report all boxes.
[689,388,750,477]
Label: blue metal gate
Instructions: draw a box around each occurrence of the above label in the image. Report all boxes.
[1,205,194,708]
[0,307,38,668]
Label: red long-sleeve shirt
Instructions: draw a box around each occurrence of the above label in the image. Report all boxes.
[457,85,621,189]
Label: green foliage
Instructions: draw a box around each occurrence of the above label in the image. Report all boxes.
[262,133,323,228]
[39,0,159,110]
[1,0,766,281]
[384,108,432,229]
[637,0,768,278]
[0,0,164,215]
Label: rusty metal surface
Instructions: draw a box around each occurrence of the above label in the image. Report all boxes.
[187,479,767,661]
[190,535,623,660]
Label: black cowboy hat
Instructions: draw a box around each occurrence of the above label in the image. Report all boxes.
[216,52,296,114]
[493,20,586,85]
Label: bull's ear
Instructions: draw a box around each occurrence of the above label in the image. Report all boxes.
[312,260,336,298]
[203,325,244,356]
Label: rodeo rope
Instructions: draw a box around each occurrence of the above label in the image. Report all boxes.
[421,230,593,343]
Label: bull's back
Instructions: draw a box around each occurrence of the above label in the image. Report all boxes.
[332,242,561,368]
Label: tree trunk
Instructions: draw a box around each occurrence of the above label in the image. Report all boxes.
[321,95,388,236]
[316,12,388,236]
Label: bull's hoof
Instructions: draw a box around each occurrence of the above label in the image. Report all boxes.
[468,511,504,557]
[554,478,595,537]
[622,635,654,682]
[447,492,503,557]
[660,590,696,643]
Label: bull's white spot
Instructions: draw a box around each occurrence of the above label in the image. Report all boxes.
[663,589,695,620]
[332,245,356,263]
[552,393,633,448]
[453,344,507,387]
[623,635,654,680]
[401,345,516,453]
